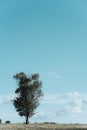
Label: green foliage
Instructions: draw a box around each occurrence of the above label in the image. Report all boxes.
[13,72,43,124]
[5,120,11,124]
[0,119,2,124]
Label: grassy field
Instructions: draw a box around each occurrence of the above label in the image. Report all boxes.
[0,124,87,130]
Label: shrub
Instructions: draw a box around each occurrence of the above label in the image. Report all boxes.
[0,119,2,123]
[5,120,11,124]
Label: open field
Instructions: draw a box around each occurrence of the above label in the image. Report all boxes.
[0,124,87,130]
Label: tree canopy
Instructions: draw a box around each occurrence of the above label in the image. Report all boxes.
[13,72,43,124]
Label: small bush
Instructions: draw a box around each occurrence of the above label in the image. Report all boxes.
[5,120,11,124]
[0,119,2,124]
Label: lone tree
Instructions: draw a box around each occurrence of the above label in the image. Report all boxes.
[13,72,43,124]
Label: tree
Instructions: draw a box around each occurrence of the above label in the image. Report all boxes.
[13,72,43,124]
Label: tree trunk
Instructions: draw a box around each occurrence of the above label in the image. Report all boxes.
[25,116,29,124]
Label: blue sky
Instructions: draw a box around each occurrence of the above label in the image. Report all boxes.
[0,0,87,123]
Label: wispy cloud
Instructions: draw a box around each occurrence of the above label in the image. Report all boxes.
[33,91,87,122]
[47,70,62,79]
[39,70,62,79]
[42,91,81,104]
[0,94,15,104]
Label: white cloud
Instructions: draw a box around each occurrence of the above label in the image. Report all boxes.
[36,91,87,121]
[39,70,62,79]
[47,71,56,76]
[47,70,62,79]
[42,91,82,104]
[0,94,15,104]
[33,110,58,121]
[83,100,87,104]
[2,112,17,117]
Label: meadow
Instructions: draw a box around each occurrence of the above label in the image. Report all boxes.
[0,123,87,130]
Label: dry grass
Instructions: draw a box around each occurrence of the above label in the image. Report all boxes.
[0,123,87,130]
